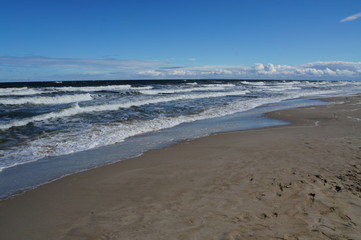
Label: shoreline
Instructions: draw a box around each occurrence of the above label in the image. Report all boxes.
[0,94,360,239]
[0,97,326,200]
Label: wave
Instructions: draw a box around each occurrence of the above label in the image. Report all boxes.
[202,83,235,87]
[0,87,44,96]
[130,86,153,90]
[0,93,93,105]
[241,81,266,86]
[269,87,302,92]
[0,90,249,130]
[279,81,301,85]
[255,86,302,92]
[304,81,353,88]
[138,86,234,95]
[0,85,153,97]
[48,85,134,92]
[186,82,198,85]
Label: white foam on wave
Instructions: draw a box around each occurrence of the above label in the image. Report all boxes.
[241,81,266,86]
[139,86,232,95]
[49,85,134,92]
[202,83,235,87]
[0,93,93,105]
[131,86,153,90]
[279,81,301,85]
[256,86,302,92]
[269,87,302,92]
[0,90,249,130]
[0,85,154,97]
[0,87,44,96]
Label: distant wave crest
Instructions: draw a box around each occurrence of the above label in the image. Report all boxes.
[0,87,43,96]
[139,86,233,95]
[0,93,93,105]
[49,85,133,92]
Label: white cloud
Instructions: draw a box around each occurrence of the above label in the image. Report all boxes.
[0,56,360,81]
[137,61,361,80]
[340,12,361,22]
[254,63,265,71]
[265,63,276,73]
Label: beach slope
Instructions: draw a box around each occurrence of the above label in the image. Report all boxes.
[0,95,360,240]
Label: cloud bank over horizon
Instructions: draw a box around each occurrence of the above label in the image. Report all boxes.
[0,56,360,82]
[138,61,361,80]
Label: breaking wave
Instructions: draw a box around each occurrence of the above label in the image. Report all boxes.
[0,91,302,170]
[0,90,249,130]
[138,86,234,95]
[0,93,93,105]
[0,87,44,96]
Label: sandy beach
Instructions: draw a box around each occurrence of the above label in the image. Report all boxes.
[0,94,360,240]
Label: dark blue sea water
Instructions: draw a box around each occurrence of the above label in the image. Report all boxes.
[1,79,360,198]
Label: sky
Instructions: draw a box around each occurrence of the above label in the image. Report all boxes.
[0,0,361,82]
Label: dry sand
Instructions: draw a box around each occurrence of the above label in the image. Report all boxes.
[0,95,361,240]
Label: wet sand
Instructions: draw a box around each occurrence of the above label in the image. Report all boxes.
[0,95,360,240]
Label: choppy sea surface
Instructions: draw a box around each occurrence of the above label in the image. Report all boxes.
[1,79,361,198]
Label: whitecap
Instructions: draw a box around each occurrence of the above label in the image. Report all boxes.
[0,93,93,105]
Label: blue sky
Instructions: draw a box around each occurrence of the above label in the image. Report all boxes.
[0,0,361,81]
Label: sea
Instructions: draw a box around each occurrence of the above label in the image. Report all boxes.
[1,79,361,198]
